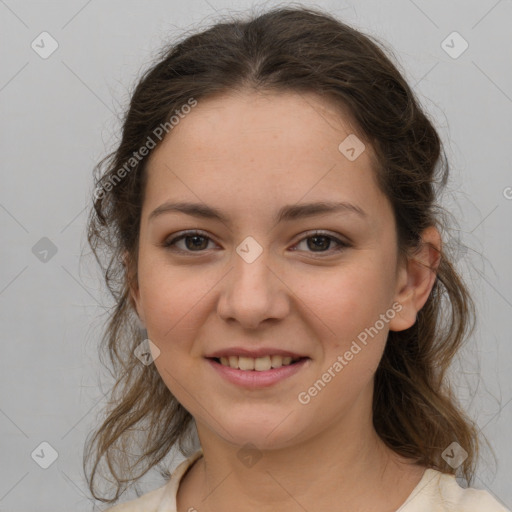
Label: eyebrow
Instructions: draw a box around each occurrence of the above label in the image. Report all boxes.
[148,200,367,225]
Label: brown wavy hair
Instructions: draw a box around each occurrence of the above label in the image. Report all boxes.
[84,5,488,503]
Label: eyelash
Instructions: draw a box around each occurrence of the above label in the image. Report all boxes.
[161,229,351,256]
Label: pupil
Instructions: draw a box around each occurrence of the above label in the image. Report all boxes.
[309,235,329,251]
[186,235,207,250]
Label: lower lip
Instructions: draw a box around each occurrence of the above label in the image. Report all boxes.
[206,358,310,388]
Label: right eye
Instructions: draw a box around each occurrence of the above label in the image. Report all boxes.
[161,230,218,253]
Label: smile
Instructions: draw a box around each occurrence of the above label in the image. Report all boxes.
[206,356,310,388]
[214,355,303,371]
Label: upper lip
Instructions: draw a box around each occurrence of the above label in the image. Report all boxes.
[205,347,308,359]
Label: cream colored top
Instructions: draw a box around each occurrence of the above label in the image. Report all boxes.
[104,448,510,512]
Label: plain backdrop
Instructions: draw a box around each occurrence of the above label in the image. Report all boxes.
[1,1,511,511]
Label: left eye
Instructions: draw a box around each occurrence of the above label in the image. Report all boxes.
[162,230,350,255]
[292,231,350,254]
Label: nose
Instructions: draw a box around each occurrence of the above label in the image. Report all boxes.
[216,242,290,329]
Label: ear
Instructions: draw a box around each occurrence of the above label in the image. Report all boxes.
[389,226,441,332]
[123,250,145,327]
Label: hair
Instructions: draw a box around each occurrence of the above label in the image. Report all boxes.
[84,4,488,503]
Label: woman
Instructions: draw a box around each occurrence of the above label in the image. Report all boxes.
[84,6,509,512]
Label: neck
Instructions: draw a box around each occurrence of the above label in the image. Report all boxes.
[180,406,424,512]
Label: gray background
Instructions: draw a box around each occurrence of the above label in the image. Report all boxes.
[1,0,511,511]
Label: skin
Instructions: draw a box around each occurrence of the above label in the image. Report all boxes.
[129,90,441,512]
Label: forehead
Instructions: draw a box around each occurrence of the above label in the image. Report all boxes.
[151,90,365,161]
[142,90,387,224]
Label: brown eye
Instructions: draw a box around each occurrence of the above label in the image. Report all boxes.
[161,229,351,256]
[292,231,350,255]
[162,230,216,253]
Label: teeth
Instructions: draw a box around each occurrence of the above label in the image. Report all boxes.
[238,356,255,370]
[254,356,271,371]
[218,355,298,371]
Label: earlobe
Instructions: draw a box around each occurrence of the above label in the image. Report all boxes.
[123,250,145,326]
[389,226,441,332]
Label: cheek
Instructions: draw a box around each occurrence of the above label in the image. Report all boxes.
[137,265,208,403]
[297,258,396,377]
[138,244,200,308]
[299,271,393,406]
[136,259,203,345]
[297,258,396,327]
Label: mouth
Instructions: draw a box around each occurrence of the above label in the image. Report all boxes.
[206,355,311,388]
[207,355,309,371]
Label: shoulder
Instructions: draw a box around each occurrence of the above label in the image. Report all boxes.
[102,448,204,512]
[103,484,168,512]
[400,468,510,512]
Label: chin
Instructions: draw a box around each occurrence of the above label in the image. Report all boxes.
[212,409,307,450]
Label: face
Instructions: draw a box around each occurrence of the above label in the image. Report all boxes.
[130,90,415,450]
